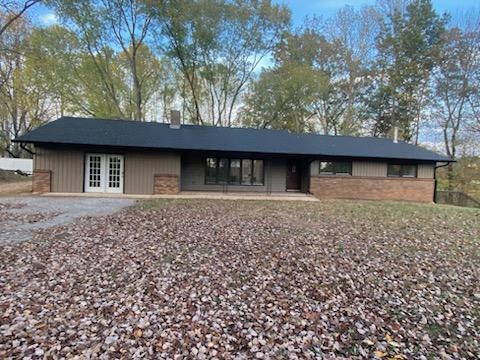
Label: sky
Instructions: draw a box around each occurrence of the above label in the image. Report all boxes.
[276,0,480,25]
[30,0,480,27]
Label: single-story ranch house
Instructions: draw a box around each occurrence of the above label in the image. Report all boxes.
[14,114,452,203]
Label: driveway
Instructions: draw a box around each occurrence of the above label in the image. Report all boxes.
[0,196,135,245]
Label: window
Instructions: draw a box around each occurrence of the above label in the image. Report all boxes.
[205,158,264,185]
[387,164,417,178]
[218,158,228,184]
[241,159,252,185]
[252,160,264,185]
[319,161,352,175]
[229,159,241,184]
[205,158,217,184]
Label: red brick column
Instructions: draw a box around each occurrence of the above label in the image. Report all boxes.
[32,170,51,193]
[153,174,179,195]
[310,176,434,203]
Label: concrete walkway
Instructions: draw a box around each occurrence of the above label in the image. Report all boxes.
[43,191,319,202]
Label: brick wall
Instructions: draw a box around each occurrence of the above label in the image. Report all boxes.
[32,170,51,193]
[153,174,179,195]
[310,176,434,203]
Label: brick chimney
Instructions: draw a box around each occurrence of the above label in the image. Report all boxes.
[170,110,181,129]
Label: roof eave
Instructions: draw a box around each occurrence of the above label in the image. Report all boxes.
[15,139,455,163]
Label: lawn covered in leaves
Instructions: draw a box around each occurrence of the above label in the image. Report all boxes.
[0,199,479,359]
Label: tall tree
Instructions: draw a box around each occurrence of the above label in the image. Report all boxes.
[47,0,157,120]
[365,0,447,141]
[432,24,480,188]
[0,16,51,157]
[242,63,328,132]
[146,0,290,125]
[0,0,40,37]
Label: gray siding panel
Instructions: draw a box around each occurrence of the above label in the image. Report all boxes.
[34,146,84,192]
[417,164,434,179]
[181,155,287,192]
[352,161,387,177]
[124,152,180,194]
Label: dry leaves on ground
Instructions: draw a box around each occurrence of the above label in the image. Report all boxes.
[0,199,479,359]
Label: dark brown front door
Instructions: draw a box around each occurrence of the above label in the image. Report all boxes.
[286,161,301,190]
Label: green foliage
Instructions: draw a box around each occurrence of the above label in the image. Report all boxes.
[436,157,480,200]
[365,0,447,141]
[242,63,328,132]
[145,0,290,125]
[242,20,364,135]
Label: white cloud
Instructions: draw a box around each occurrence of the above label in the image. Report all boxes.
[40,13,58,26]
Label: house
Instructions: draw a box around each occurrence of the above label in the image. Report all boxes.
[13,113,453,203]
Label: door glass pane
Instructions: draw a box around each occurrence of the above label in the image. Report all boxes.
[89,155,102,188]
[217,158,228,184]
[241,159,252,185]
[229,159,241,184]
[252,160,264,185]
[108,156,121,188]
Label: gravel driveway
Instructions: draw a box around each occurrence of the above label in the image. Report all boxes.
[0,196,135,244]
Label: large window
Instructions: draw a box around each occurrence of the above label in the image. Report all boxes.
[387,164,417,178]
[319,161,352,175]
[205,158,264,185]
[205,158,217,184]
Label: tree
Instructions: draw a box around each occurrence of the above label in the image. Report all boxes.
[0,16,51,157]
[322,6,380,134]
[242,63,328,132]
[0,0,40,37]
[146,0,290,125]
[243,13,374,135]
[366,0,447,141]
[432,24,480,189]
[47,0,157,120]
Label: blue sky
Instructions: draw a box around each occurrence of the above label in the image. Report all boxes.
[276,0,480,25]
[30,0,480,27]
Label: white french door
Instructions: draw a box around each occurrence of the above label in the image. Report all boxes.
[85,153,124,193]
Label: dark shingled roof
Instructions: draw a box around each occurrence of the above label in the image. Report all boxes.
[14,116,452,162]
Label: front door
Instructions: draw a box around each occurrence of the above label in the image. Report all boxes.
[286,160,301,191]
[85,153,124,193]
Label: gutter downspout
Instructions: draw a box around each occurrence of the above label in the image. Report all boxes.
[434,162,450,204]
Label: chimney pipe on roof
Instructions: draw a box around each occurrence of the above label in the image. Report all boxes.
[393,126,398,143]
[170,110,181,129]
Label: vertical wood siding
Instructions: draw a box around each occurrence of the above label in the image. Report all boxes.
[417,164,434,179]
[352,161,387,177]
[124,152,180,194]
[34,147,84,192]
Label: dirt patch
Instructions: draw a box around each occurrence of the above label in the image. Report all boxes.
[0,181,32,196]
[0,169,30,183]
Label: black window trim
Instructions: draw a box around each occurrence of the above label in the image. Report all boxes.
[205,157,265,186]
[387,163,418,178]
[319,161,352,176]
